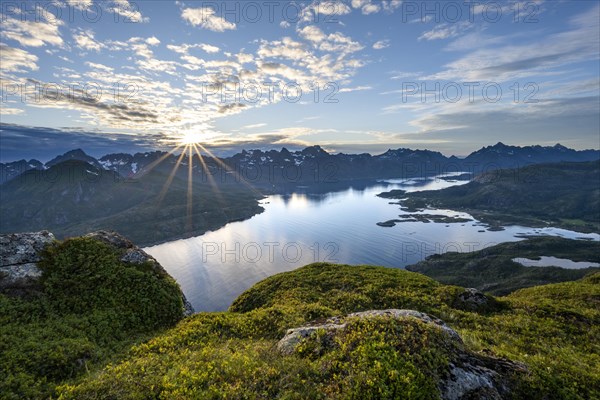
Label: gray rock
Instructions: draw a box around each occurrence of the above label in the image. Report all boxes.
[277,309,461,355]
[85,230,165,272]
[0,231,55,267]
[456,288,490,311]
[84,230,134,250]
[277,309,526,399]
[0,230,195,316]
[0,231,55,292]
[441,355,527,400]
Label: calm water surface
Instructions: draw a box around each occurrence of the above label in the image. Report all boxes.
[145,175,600,311]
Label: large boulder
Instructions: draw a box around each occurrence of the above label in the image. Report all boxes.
[0,231,55,294]
[84,230,194,316]
[0,230,194,316]
[277,309,526,400]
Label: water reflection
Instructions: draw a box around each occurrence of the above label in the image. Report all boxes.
[145,174,600,312]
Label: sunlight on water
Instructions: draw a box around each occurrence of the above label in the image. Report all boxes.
[145,174,600,311]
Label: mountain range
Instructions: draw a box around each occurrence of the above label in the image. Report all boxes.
[2,142,598,186]
[1,143,598,245]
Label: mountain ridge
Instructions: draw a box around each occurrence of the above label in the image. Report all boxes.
[2,142,599,185]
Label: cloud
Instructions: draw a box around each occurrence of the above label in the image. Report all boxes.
[73,29,104,51]
[351,0,401,14]
[110,0,149,23]
[373,40,390,50]
[242,123,267,130]
[0,107,24,116]
[66,0,93,10]
[428,4,600,81]
[85,62,114,73]
[418,22,473,41]
[339,86,372,93]
[298,26,364,55]
[200,43,220,53]
[0,14,63,47]
[0,123,165,162]
[407,96,600,150]
[145,36,160,46]
[217,103,246,114]
[0,44,39,73]
[181,7,236,32]
[300,1,352,24]
[361,4,381,15]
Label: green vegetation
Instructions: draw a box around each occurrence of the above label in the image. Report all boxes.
[407,237,600,295]
[0,238,185,399]
[379,161,600,233]
[54,263,599,399]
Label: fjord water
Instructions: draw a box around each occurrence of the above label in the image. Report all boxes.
[145,175,599,312]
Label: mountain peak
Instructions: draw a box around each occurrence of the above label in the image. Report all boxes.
[301,145,328,156]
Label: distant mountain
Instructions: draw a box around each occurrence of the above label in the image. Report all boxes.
[379,160,600,233]
[462,142,600,171]
[1,143,598,185]
[0,159,263,246]
[0,159,44,184]
[45,148,104,170]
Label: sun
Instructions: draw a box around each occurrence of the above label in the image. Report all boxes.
[180,132,205,145]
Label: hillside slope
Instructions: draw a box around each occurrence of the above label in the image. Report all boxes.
[379,161,600,233]
[59,263,599,399]
[406,236,600,295]
[0,160,263,246]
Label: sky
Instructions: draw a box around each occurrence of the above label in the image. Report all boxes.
[1,0,599,161]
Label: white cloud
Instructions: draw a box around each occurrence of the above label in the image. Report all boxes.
[373,40,390,50]
[300,1,352,24]
[351,0,401,14]
[299,26,364,54]
[298,26,327,43]
[419,22,473,41]
[66,0,92,10]
[181,7,236,32]
[0,107,24,115]
[110,0,148,23]
[362,4,381,14]
[1,15,63,47]
[429,4,600,81]
[200,43,220,53]
[242,123,267,129]
[339,85,372,93]
[146,36,160,46]
[73,29,104,51]
[85,62,114,73]
[280,20,291,29]
[0,43,39,72]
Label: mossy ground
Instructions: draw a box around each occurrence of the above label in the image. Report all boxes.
[53,263,599,400]
[0,238,184,399]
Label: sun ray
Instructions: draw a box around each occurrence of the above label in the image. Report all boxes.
[186,145,193,232]
[136,144,183,178]
[195,143,264,197]
[156,149,186,206]
[191,143,225,204]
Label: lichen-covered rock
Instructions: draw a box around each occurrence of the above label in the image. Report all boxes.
[0,231,55,267]
[455,288,493,312]
[84,230,162,269]
[278,309,526,399]
[277,309,461,355]
[0,231,55,293]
